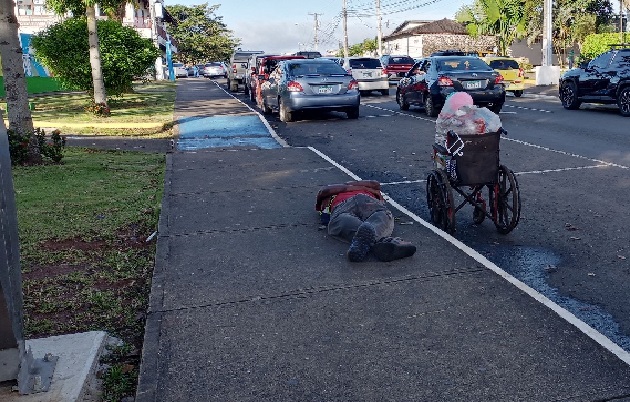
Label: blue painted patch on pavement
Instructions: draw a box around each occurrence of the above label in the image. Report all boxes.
[176,115,281,150]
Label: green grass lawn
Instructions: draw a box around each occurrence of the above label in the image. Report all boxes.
[13,147,165,400]
[9,81,176,136]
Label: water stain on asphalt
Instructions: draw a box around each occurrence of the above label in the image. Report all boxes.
[479,244,630,350]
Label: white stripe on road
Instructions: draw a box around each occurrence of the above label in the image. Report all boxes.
[504,104,552,113]
[364,104,437,122]
[308,145,630,367]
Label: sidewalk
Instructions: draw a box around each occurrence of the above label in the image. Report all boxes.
[136,80,630,401]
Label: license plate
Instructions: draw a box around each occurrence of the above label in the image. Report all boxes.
[464,80,483,89]
[318,85,333,94]
[362,71,372,77]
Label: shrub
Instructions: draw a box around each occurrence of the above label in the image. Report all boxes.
[580,33,625,61]
[31,18,160,96]
[8,128,66,165]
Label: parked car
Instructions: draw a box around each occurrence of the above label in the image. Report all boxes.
[227,50,264,92]
[251,55,305,103]
[245,53,277,99]
[395,55,506,116]
[483,56,525,97]
[204,62,227,78]
[260,58,360,122]
[196,64,207,76]
[293,51,322,59]
[380,55,415,83]
[172,63,188,78]
[343,57,389,96]
[559,46,630,117]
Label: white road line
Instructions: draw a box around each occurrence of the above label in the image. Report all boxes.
[381,179,426,185]
[504,104,552,113]
[504,138,629,169]
[364,104,437,123]
[211,81,289,148]
[308,145,630,367]
[515,164,611,175]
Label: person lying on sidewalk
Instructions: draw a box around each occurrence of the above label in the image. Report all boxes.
[315,180,417,262]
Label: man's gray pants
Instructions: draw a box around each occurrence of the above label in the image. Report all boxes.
[327,194,394,243]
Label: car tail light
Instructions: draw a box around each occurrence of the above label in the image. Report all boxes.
[348,80,359,90]
[381,68,388,77]
[287,81,303,92]
[518,68,524,77]
[437,76,453,86]
[232,64,237,73]
[382,68,389,76]
[495,74,504,84]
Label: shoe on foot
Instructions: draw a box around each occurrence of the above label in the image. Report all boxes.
[347,223,376,262]
[372,237,416,262]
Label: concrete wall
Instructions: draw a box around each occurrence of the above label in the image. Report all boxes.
[383,34,495,58]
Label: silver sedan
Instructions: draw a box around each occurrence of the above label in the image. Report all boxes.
[260,59,360,122]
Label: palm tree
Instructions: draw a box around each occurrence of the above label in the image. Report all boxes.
[0,0,41,163]
[457,0,527,56]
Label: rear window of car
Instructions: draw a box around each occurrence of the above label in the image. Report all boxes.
[488,59,520,69]
[388,56,414,65]
[173,63,184,67]
[287,62,347,76]
[436,58,492,72]
[349,58,382,69]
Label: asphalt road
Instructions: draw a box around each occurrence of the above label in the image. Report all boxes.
[216,78,630,352]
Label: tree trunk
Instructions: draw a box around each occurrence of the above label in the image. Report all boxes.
[86,5,108,110]
[0,0,40,164]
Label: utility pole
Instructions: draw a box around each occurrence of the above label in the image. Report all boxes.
[542,0,552,66]
[309,12,322,51]
[342,0,349,59]
[376,0,383,56]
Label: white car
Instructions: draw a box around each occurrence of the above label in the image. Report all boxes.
[173,63,188,78]
[343,57,389,96]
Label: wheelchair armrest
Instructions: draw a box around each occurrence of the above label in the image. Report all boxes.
[433,143,449,155]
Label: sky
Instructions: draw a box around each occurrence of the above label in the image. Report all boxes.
[163,0,472,55]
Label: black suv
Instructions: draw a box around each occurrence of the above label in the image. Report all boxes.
[559,47,630,117]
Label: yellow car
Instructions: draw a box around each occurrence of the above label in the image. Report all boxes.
[482,57,525,97]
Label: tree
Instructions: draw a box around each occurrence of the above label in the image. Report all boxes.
[32,18,160,96]
[0,0,41,163]
[457,0,527,56]
[45,0,127,115]
[165,3,239,63]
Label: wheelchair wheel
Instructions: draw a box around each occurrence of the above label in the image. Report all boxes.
[426,170,456,234]
[493,165,520,234]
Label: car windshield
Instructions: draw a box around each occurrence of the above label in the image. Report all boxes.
[288,62,347,76]
[388,56,414,64]
[488,59,520,69]
[349,59,382,69]
[436,58,492,72]
[173,63,184,67]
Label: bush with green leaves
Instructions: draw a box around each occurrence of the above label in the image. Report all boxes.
[580,33,626,61]
[32,18,160,96]
[8,129,66,165]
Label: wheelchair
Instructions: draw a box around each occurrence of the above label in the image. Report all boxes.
[426,128,520,235]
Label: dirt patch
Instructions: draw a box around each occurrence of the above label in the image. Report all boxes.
[23,263,92,281]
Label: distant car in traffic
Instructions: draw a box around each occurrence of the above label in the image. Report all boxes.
[380,55,415,83]
[396,55,505,116]
[343,57,389,96]
[173,63,188,78]
[482,56,525,97]
[203,62,227,78]
[260,58,360,122]
[559,46,630,117]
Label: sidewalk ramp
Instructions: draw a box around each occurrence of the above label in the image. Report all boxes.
[176,115,281,150]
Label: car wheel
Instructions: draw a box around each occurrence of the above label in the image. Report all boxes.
[244,84,250,97]
[617,86,630,117]
[560,81,581,110]
[424,93,438,117]
[249,87,256,102]
[490,102,504,114]
[380,89,389,96]
[347,106,360,119]
[279,99,294,122]
[262,99,272,115]
[513,90,523,97]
